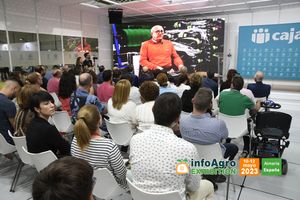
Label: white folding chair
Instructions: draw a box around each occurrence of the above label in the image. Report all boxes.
[22,147,57,172]
[218,113,248,138]
[51,111,74,133]
[0,133,16,155]
[8,131,34,192]
[104,119,134,146]
[194,143,235,200]
[93,168,127,199]
[50,92,62,108]
[127,178,182,200]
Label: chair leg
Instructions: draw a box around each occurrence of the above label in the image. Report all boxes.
[10,160,24,192]
[226,175,230,200]
[231,175,236,192]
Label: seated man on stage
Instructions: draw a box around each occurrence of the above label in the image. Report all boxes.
[139,25,185,72]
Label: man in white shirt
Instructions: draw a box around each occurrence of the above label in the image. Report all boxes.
[130,93,214,200]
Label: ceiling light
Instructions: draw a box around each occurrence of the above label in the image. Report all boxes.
[80,3,99,8]
[218,2,246,7]
[247,0,273,3]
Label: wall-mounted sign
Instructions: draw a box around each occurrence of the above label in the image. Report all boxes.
[237,23,300,80]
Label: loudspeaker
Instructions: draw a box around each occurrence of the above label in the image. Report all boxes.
[108,8,123,24]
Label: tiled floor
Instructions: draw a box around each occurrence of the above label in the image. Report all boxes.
[1,91,299,200]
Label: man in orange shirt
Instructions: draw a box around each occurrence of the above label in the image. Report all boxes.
[139,25,185,72]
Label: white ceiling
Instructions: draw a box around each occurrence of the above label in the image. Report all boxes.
[39,0,300,22]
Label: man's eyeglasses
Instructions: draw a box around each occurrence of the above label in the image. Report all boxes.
[155,30,164,33]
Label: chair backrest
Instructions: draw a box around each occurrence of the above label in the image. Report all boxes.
[22,146,57,172]
[8,131,32,165]
[104,118,134,145]
[52,111,73,133]
[0,133,16,155]
[193,143,224,162]
[255,111,292,133]
[50,92,62,108]
[127,178,182,200]
[218,113,248,138]
[93,168,125,199]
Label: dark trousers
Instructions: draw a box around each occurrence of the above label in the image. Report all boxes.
[223,143,239,160]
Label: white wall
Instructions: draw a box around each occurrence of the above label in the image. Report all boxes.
[204,5,300,91]
[0,0,113,68]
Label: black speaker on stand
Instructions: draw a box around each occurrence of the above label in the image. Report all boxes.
[108,8,123,24]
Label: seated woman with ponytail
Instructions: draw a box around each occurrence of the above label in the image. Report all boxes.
[71,104,127,188]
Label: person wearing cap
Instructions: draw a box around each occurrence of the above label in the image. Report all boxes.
[139,25,185,72]
[47,65,62,95]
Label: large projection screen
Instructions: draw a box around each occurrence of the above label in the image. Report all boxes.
[112,19,225,74]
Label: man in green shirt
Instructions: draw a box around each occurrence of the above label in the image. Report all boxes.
[219,75,260,157]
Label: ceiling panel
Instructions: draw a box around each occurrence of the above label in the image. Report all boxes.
[36,0,300,21]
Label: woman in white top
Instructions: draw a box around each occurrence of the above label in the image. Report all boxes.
[107,79,137,132]
[71,104,127,188]
[136,81,159,130]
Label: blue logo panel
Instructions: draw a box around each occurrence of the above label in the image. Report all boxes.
[237,23,300,80]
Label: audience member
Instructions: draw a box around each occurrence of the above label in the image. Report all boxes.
[125,66,139,87]
[247,71,271,98]
[180,88,238,160]
[97,70,114,103]
[47,65,62,94]
[136,81,159,130]
[14,85,40,136]
[82,52,93,68]
[71,105,127,188]
[70,73,105,122]
[112,67,121,84]
[58,70,77,116]
[96,65,105,84]
[219,75,260,157]
[25,72,45,91]
[176,73,190,97]
[156,72,177,95]
[0,78,21,144]
[107,79,137,132]
[32,156,94,200]
[75,56,83,73]
[220,69,238,92]
[120,73,141,105]
[26,91,70,157]
[34,65,48,90]
[130,93,214,200]
[202,71,218,97]
[181,73,202,113]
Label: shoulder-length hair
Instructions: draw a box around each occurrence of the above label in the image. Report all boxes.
[112,79,131,110]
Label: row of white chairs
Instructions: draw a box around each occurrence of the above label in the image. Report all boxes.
[0,131,57,192]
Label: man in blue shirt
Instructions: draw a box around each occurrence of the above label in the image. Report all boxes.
[70,73,105,122]
[0,78,21,144]
[180,88,238,160]
[247,71,271,98]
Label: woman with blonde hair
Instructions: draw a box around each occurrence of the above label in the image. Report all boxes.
[25,72,46,91]
[14,84,40,136]
[107,79,137,131]
[71,104,127,188]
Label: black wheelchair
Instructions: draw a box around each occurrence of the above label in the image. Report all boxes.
[252,109,292,175]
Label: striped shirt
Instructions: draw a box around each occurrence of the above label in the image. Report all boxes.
[71,137,127,188]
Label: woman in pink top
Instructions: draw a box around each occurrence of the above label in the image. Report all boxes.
[97,70,114,103]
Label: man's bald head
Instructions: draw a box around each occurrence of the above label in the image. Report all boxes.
[254,71,264,82]
[79,73,92,87]
[151,25,164,42]
[1,78,21,99]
